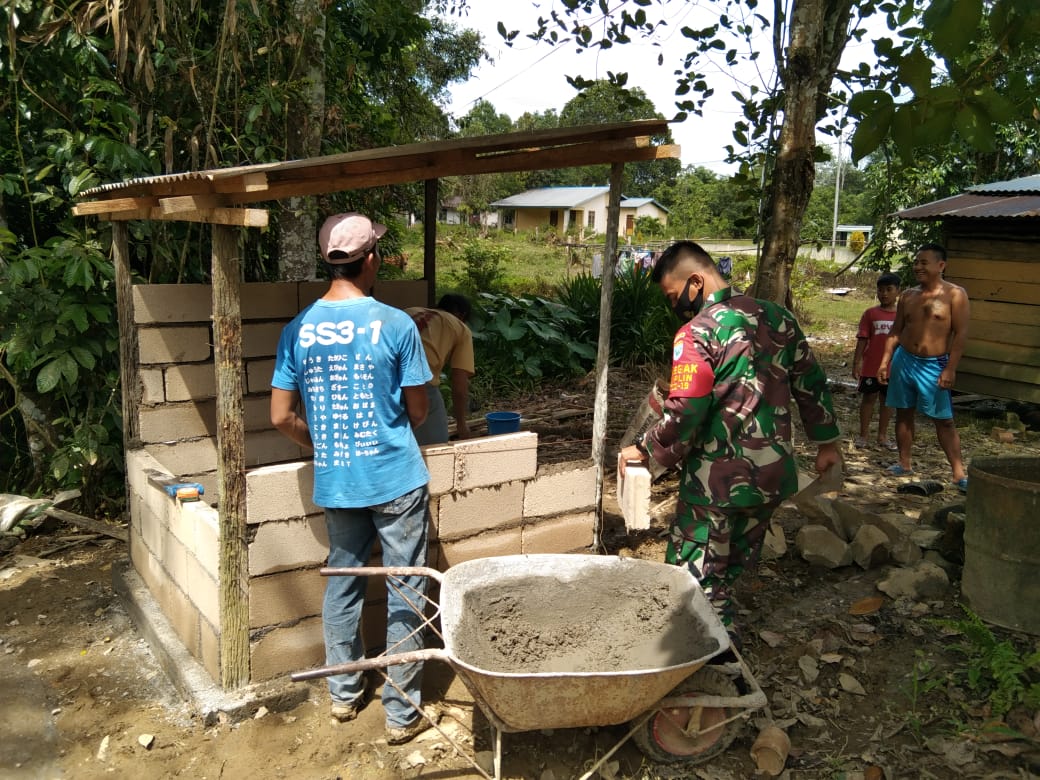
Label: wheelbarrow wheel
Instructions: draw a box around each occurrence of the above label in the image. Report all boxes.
[632,666,741,765]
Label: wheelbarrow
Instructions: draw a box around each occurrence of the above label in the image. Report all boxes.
[291,554,768,779]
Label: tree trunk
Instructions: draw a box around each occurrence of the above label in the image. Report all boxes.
[752,0,854,306]
[277,0,327,281]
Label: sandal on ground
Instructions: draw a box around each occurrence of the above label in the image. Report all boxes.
[897,480,944,496]
[954,477,968,493]
[886,464,914,476]
[878,440,898,451]
[854,437,869,448]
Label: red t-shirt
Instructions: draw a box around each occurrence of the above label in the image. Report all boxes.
[856,306,896,378]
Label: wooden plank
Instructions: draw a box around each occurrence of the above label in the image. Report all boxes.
[969,320,1040,348]
[112,222,141,448]
[959,277,1040,306]
[948,236,1040,261]
[159,194,227,214]
[961,351,1040,379]
[105,207,269,227]
[946,258,1040,284]
[212,223,249,690]
[971,300,1040,327]
[231,140,680,205]
[956,372,1040,404]
[43,507,128,542]
[73,196,158,216]
[210,172,269,194]
[424,180,437,308]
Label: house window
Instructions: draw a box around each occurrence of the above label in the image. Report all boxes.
[549,210,559,228]
[587,212,595,229]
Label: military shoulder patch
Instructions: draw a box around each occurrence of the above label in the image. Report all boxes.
[670,331,714,398]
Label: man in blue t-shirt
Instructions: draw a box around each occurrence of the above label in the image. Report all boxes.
[271,212,434,745]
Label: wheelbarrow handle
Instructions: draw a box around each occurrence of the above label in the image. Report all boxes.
[319,565,444,582]
[290,647,451,682]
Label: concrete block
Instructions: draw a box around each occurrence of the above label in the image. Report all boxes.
[165,363,216,402]
[164,582,201,658]
[244,430,302,468]
[133,283,212,324]
[761,523,788,561]
[139,401,216,443]
[249,515,329,576]
[246,359,277,394]
[373,279,428,310]
[198,616,220,684]
[436,526,523,568]
[146,438,218,476]
[249,568,324,628]
[246,462,320,524]
[454,432,538,491]
[242,282,299,320]
[524,460,597,518]
[522,511,595,554]
[138,325,212,364]
[616,460,651,531]
[795,525,852,569]
[186,554,220,629]
[140,368,165,404]
[437,481,524,541]
[139,500,166,562]
[126,448,170,504]
[250,616,325,682]
[298,282,327,310]
[167,498,196,551]
[850,524,891,569]
[244,322,285,359]
[192,506,221,579]
[421,444,455,497]
[427,498,439,542]
[163,529,190,591]
[244,395,275,432]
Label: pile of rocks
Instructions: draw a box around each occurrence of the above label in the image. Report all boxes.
[780,480,966,602]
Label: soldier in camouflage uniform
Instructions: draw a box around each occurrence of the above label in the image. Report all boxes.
[620,241,842,629]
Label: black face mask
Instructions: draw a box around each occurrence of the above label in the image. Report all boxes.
[673,277,704,321]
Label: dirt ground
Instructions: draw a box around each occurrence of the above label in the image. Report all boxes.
[3,291,1040,780]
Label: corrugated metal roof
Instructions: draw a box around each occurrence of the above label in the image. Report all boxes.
[491,187,610,208]
[967,173,1040,194]
[896,193,1040,220]
[620,197,670,212]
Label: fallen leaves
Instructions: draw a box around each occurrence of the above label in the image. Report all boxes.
[849,595,885,615]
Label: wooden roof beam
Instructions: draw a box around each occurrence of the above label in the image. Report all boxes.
[103,207,269,226]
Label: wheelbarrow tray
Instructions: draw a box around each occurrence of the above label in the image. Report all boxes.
[438,554,730,733]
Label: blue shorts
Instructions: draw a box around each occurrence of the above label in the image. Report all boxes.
[885,346,953,419]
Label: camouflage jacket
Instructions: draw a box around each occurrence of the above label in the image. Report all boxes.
[644,287,840,508]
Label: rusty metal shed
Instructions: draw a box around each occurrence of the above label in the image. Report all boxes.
[73,120,679,689]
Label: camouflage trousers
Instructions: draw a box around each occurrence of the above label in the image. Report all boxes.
[665,501,779,627]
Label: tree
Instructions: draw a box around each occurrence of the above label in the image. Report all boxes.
[559,80,681,195]
[501,0,1040,304]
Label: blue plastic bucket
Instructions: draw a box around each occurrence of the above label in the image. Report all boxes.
[485,411,521,435]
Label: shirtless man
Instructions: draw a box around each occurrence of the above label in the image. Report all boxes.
[877,243,970,491]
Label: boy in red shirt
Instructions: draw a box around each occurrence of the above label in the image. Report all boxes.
[852,272,901,448]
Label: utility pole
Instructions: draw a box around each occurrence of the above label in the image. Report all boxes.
[830,131,844,262]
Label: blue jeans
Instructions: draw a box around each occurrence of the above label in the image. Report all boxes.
[323,485,429,727]
[412,383,450,445]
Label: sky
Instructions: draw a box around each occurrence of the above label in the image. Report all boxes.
[442,3,882,175]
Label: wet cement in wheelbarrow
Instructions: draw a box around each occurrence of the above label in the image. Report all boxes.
[452,572,719,674]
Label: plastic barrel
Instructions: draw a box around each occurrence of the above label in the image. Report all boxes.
[485,411,521,435]
[962,457,1040,635]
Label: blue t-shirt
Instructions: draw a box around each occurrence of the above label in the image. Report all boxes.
[271,297,433,508]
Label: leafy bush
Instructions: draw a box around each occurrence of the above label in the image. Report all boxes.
[0,227,123,514]
[555,269,673,368]
[469,293,597,397]
[453,239,507,294]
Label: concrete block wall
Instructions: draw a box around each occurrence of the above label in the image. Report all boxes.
[126,448,222,682]
[127,280,598,686]
[244,433,598,682]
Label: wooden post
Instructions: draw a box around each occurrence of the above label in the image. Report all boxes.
[112,222,140,448]
[211,224,249,689]
[591,163,625,551]
[424,179,438,307]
